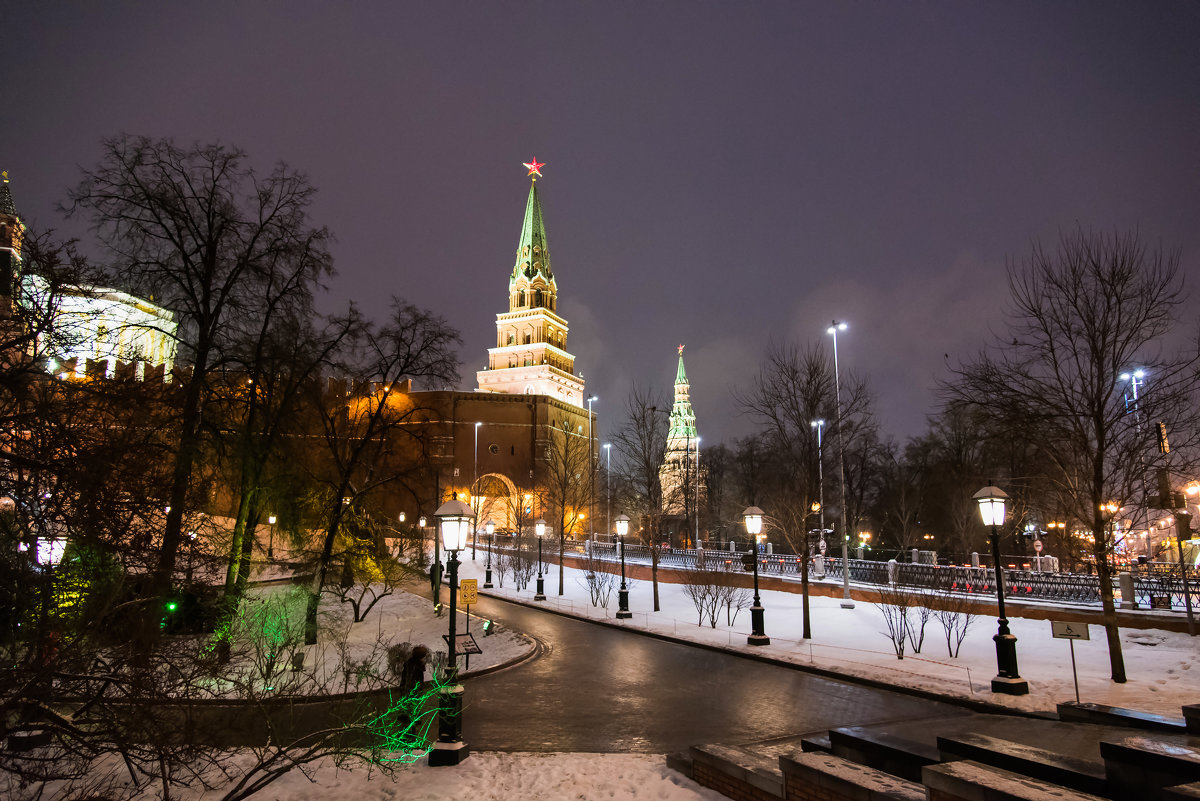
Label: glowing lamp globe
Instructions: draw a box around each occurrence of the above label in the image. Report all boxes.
[742,506,764,536]
[973,486,1009,527]
[436,499,475,552]
[615,513,630,538]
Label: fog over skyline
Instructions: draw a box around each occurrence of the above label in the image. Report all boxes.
[4,2,1199,448]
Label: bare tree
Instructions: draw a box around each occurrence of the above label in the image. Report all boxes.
[611,384,668,611]
[946,228,1200,681]
[302,300,459,644]
[542,419,589,595]
[736,340,875,638]
[65,136,335,632]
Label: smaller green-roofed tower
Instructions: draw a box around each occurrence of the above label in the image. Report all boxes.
[660,345,706,540]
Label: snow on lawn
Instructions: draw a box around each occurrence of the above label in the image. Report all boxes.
[458,557,1198,718]
[182,752,728,801]
[235,581,535,690]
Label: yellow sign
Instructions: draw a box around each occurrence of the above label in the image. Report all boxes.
[459,579,478,606]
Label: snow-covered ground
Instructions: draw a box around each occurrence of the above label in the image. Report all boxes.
[183,752,728,801]
[452,554,1198,719]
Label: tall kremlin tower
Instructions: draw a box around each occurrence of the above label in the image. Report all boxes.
[476,159,586,406]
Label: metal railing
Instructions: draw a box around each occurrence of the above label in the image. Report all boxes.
[558,541,1197,612]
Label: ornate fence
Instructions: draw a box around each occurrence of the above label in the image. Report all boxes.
[573,541,1197,611]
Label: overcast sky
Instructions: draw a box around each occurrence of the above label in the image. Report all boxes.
[5,2,1199,447]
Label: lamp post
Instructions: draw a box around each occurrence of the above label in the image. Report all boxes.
[429,498,474,766]
[827,321,854,609]
[267,514,277,560]
[603,443,612,543]
[615,513,632,619]
[973,485,1029,695]
[743,506,769,645]
[483,519,495,588]
[587,395,598,540]
[695,436,702,548]
[472,422,481,560]
[534,518,547,600]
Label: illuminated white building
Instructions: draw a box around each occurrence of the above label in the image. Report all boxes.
[21,274,177,380]
[2,172,176,381]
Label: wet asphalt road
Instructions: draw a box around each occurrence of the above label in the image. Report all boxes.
[463,595,971,753]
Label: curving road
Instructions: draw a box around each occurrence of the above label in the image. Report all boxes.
[464,595,971,753]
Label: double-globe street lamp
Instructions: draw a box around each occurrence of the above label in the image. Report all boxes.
[973,485,1029,696]
[429,498,475,766]
[743,506,769,646]
[534,518,547,601]
[615,513,632,619]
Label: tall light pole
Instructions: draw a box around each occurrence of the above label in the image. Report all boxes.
[267,514,277,560]
[827,320,854,609]
[534,518,547,601]
[429,498,474,766]
[974,485,1028,695]
[694,436,702,548]
[472,422,481,560]
[1120,369,1150,561]
[603,443,612,543]
[615,513,632,619]
[483,519,495,588]
[743,506,769,645]
[587,396,598,539]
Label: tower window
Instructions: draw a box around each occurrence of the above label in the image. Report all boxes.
[507,333,514,345]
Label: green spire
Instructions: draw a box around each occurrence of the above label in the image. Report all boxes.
[510,181,553,287]
[0,172,17,218]
[668,345,697,442]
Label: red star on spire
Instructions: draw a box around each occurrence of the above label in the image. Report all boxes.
[678,344,685,356]
[523,158,545,178]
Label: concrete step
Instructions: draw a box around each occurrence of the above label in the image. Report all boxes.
[937,731,1108,797]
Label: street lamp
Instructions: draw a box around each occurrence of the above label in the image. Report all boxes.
[472,422,481,560]
[429,498,474,766]
[587,395,598,539]
[695,435,702,547]
[827,320,854,609]
[743,506,769,645]
[973,485,1029,695]
[615,513,632,619]
[603,443,612,543]
[267,514,277,559]
[483,519,495,588]
[534,518,547,601]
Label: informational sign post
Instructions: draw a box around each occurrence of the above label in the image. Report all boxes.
[457,579,480,669]
[1051,620,1090,703]
[459,579,478,606]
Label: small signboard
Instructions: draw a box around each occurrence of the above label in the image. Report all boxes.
[1051,620,1090,640]
[459,579,478,606]
[443,632,482,654]
[1033,539,1043,553]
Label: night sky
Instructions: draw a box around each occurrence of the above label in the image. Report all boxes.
[5,2,1199,447]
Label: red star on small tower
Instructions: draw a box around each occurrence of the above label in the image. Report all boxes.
[523,158,545,179]
[678,344,685,356]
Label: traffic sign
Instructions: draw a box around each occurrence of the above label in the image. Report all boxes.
[1034,539,1043,553]
[459,579,478,605]
[1051,620,1089,640]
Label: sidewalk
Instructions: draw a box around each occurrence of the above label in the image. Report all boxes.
[453,554,1198,719]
